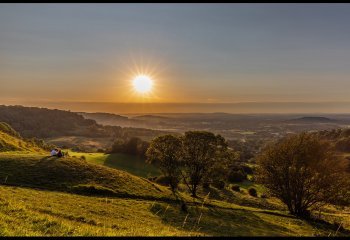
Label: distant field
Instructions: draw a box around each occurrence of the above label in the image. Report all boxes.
[67,151,160,178]
[46,136,112,152]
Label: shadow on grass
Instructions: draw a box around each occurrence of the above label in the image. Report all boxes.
[304,217,350,236]
[103,153,160,178]
[149,202,295,236]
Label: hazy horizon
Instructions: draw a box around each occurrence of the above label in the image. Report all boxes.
[2,101,350,115]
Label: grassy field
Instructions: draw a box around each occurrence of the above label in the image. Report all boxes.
[1,184,348,236]
[66,151,160,178]
[0,153,172,201]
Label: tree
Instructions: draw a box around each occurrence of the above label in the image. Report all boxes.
[146,135,182,192]
[256,132,350,218]
[180,131,228,197]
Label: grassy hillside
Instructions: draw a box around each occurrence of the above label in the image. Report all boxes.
[0,153,173,201]
[0,185,349,236]
[0,122,45,153]
[67,151,160,178]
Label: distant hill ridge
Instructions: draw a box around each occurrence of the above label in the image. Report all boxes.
[290,116,336,123]
[78,112,129,121]
[0,105,166,140]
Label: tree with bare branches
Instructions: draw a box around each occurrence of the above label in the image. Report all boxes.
[256,132,349,218]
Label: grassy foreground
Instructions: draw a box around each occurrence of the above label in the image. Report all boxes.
[1,184,348,237]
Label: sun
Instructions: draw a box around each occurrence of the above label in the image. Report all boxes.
[132,75,153,94]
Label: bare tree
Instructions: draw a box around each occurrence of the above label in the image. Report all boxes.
[256,132,349,218]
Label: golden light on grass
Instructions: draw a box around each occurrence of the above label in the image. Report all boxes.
[132,75,153,94]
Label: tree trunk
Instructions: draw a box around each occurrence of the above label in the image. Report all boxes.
[191,184,197,198]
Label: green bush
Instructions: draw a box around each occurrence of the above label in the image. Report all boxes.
[248,187,257,197]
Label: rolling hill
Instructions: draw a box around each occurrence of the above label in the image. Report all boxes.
[0,122,45,153]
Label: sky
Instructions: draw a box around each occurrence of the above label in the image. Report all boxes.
[1,3,350,113]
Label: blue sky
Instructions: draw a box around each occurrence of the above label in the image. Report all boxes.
[1,4,350,111]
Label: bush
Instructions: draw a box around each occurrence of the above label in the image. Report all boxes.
[231,184,240,192]
[242,165,254,174]
[80,155,86,160]
[147,176,157,182]
[155,175,171,186]
[248,187,257,197]
[212,180,225,190]
[202,181,210,189]
[227,169,247,183]
[261,194,268,198]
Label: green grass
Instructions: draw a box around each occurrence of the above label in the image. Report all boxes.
[0,185,348,236]
[0,131,44,153]
[66,151,160,178]
[0,153,172,201]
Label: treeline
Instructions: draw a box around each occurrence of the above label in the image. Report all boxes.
[107,137,149,157]
[0,105,167,141]
[316,128,350,152]
[227,138,265,163]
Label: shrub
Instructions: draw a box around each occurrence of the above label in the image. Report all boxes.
[248,187,257,197]
[227,169,247,183]
[261,194,268,198]
[242,165,254,174]
[155,175,171,186]
[212,180,225,190]
[147,176,157,182]
[80,155,86,160]
[231,184,240,192]
[202,181,210,189]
